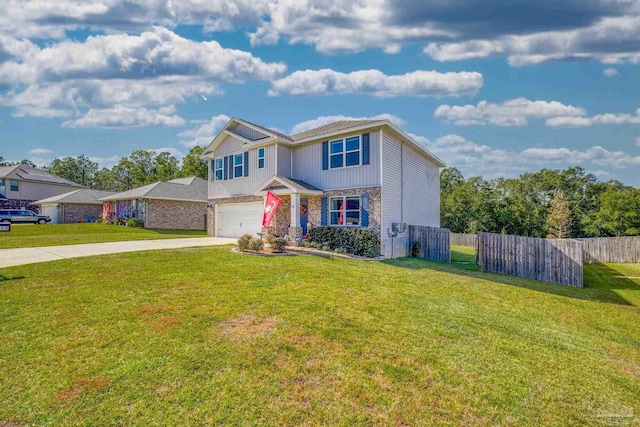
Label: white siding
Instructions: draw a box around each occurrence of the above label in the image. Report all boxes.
[291,130,380,190]
[209,135,276,199]
[277,144,292,177]
[381,130,441,258]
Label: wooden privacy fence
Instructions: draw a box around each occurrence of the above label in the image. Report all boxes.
[451,233,477,247]
[574,236,640,264]
[478,232,583,287]
[409,226,451,263]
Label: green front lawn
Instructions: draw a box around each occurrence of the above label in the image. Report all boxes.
[0,223,207,249]
[0,248,638,425]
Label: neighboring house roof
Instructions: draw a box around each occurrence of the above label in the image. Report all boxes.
[290,120,380,141]
[0,164,83,187]
[34,189,117,205]
[99,177,207,202]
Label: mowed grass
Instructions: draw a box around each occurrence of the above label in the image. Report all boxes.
[0,223,207,249]
[1,248,639,426]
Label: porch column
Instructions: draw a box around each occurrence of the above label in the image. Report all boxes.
[290,193,300,227]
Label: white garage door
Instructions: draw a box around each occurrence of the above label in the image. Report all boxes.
[217,202,264,238]
[42,204,59,224]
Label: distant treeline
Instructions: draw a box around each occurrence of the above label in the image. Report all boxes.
[1,147,208,191]
[441,166,640,238]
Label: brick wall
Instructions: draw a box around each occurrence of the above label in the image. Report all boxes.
[145,200,207,230]
[0,199,39,212]
[59,204,102,223]
[322,186,382,234]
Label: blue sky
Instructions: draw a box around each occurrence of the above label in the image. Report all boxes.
[1,0,639,185]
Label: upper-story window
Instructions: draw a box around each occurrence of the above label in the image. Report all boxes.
[330,135,360,169]
[0,179,4,186]
[258,148,265,169]
[214,158,223,181]
[10,180,19,191]
[233,153,244,178]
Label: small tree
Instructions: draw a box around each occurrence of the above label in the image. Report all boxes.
[546,189,572,239]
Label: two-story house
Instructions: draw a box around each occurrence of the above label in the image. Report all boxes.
[0,164,83,211]
[201,118,445,258]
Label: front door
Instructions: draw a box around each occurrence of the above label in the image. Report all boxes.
[300,198,309,236]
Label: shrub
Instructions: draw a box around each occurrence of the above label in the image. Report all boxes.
[299,241,310,248]
[308,227,380,257]
[308,242,319,249]
[249,238,264,253]
[411,240,421,258]
[335,247,346,254]
[321,245,331,252]
[126,218,144,228]
[269,237,287,253]
[237,234,253,251]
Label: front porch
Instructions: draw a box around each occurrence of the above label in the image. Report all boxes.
[256,176,323,240]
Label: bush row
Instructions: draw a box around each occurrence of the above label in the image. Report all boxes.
[307,227,380,257]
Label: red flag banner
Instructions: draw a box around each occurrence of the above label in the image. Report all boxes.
[262,190,282,227]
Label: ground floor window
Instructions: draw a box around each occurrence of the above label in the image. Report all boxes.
[329,196,360,226]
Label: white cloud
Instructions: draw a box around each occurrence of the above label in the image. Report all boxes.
[178,114,232,148]
[423,15,640,66]
[61,106,186,129]
[603,68,619,77]
[269,69,483,98]
[0,27,285,127]
[29,148,52,155]
[149,147,185,161]
[413,133,640,179]
[546,108,640,128]
[435,98,586,126]
[291,114,405,135]
[89,155,121,169]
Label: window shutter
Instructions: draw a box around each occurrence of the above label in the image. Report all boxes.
[362,133,370,165]
[210,160,215,181]
[322,141,329,170]
[361,193,369,227]
[244,151,249,177]
[321,197,327,226]
[227,155,233,180]
[223,156,228,180]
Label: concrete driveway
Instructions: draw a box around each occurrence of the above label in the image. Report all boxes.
[0,237,237,269]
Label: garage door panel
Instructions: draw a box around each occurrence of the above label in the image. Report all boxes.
[42,205,59,224]
[217,202,263,238]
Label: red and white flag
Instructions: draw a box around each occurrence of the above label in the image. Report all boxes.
[262,190,282,227]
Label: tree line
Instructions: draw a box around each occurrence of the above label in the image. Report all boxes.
[441,166,640,238]
[1,147,208,191]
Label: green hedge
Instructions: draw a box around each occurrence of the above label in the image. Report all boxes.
[308,227,380,257]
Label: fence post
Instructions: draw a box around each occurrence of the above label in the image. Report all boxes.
[477,233,484,272]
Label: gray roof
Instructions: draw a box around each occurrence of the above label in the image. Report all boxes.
[0,164,82,187]
[99,177,207,202]
[34,189,117,205]
[290,120,380,141]
[278,177,322,192]
[238,118,293,142]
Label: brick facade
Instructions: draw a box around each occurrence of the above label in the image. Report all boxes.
[322,186,381,235]
[145,199,207,230]
[0,199,39,212]
[59,204,102,223]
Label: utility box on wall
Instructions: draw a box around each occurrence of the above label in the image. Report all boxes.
[392,222,407,234]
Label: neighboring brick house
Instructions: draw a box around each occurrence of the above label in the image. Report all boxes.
[34,189,117,224]
[0,164,83,212]
[201,118,445,258]
[98,177,207,230]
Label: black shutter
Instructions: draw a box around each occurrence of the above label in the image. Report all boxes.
[322,141,329,170]
[361,194,369,227]
[223,156,228,180]
[228,155,234,180]
[244,151,249,177]
[362,133,370,165]
[210,160,215,181]
[321,197,327,226]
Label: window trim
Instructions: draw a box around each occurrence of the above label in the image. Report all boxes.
[213,158,223,181]
[328,135,361,170]
[329,195,361,227]
[257,147,265,169]
[233,152,244,178]
[10,180,19,192]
